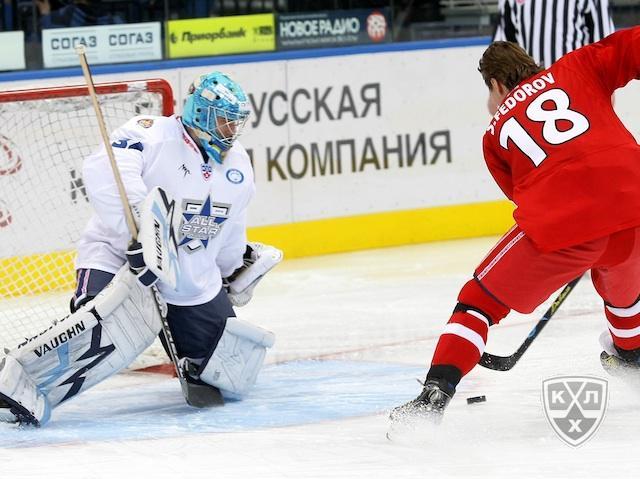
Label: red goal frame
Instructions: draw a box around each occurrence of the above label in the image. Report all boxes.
[0,79,175,116]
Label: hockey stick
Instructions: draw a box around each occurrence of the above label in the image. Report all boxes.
[75,46,222,407]
[478,275,582,371]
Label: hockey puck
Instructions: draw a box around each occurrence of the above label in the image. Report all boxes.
[466,395,487,404]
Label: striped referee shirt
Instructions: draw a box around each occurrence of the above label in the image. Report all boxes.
[493,0,615,67]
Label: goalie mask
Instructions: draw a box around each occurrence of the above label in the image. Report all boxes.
[182,72,250,164]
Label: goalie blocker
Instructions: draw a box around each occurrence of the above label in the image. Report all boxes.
[0,187,276,425]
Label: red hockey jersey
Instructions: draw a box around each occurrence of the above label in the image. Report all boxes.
[482,26,640,252]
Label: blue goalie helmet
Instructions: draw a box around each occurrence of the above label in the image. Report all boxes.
[182,72,250,163]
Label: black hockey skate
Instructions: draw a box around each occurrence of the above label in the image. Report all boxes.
[600,347,640,377]
[389,378,455,426]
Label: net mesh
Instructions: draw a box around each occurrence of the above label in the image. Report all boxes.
[0,84,170,362]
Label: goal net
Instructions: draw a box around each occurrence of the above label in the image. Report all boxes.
[0,79,174,366]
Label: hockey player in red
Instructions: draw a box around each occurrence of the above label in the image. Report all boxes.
[391,26,640,424]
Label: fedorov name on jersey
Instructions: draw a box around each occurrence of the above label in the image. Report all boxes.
[487,73,556,135]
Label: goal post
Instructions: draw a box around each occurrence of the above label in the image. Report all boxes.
[0,79,174,353]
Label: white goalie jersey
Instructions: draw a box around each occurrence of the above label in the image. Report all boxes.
[76,114,255,306]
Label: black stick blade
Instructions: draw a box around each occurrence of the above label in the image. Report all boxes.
[478,276,582,372]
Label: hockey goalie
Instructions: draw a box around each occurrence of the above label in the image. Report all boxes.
[0,71,282,426]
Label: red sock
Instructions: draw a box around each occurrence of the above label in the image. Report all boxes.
[431,309,490,376]
[430,279,510,380]
[605,301,640,351]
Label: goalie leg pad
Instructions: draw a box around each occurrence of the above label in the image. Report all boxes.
[197,317,275,397]
[7,267,163,423]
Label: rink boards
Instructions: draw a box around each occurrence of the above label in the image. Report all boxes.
[0,40,520,295]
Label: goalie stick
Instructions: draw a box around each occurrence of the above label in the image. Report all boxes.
[76,46,222,407]
[478,275,582,371]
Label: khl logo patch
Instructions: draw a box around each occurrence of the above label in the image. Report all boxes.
[201,162,212,180]
[542,376,608,447]
[179,196,230,253]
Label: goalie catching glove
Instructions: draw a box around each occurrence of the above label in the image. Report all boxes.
[224,242,283,307]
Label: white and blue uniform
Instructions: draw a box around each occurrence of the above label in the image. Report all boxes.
[0,74,272,427]
[76,114,255,307]
[74,114,255,360]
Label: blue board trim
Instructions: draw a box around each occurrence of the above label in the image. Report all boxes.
[0,36,491,83]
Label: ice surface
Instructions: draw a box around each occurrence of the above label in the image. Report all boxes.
[2,237,639,478]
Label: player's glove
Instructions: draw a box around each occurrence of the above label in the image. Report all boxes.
[126,240,159,287]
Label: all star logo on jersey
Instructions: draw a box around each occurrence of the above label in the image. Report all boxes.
[201,162,213,180]
[179,196,230,253]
